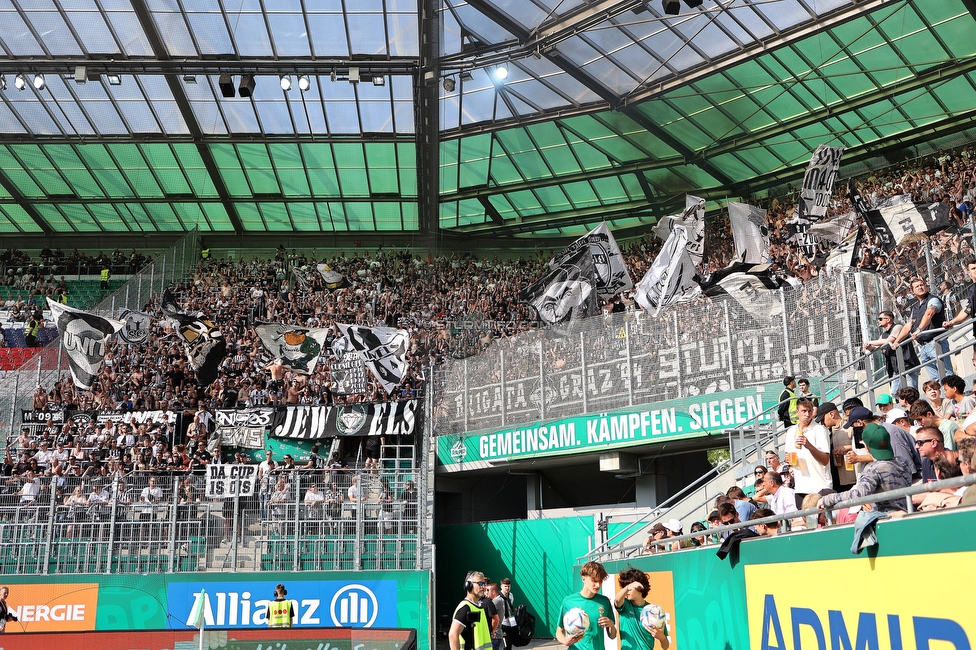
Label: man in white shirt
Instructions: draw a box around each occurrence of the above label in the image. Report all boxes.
[761,470,797,518]
[785,399,832,509]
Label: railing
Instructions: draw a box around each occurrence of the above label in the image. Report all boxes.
[588,473,976,562]
[0,467,423,575]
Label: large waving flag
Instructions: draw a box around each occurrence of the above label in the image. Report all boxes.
[522,246,600,325]
[550,222,632,298]
[799,145,844,219]
[335,324,410,395]
[48,298,124,390]
[163,307,226,387]
[653,194,706,266]
[634,225,701,315]
[700,263,784,321]
[728,202,770,264]
[254,323,330,375]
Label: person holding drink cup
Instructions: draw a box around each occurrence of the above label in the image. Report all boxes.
[785,399,833,509]
[816,402,857,491]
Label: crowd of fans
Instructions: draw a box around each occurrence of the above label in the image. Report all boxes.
[2,145,976,461]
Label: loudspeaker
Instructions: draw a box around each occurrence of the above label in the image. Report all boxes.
[684,0,703,7]
[219,74,236,98]
[238,74,255,98]
[662,0,680,14]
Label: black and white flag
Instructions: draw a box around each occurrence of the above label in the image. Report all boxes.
[728,202,770,264]
[48,299,124,390]
[254,323,329,375]
[847,180,897,252]
[634,225,701,315]
[702,265,783,321]
[784,211,817,257]
[653,194,706,266]
[799,145,844,219]
[809,210,856,244]
[824,227,864,270]
[522,246,600,325]
[271,400,419,439]
[330,338,369,394]
[117,308,153,345]
[163,307,226,387]
[335,324,409,394]
[874,195,952,246]
[550,222,632,298]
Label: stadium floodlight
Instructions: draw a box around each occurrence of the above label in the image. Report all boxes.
[15,74,26,90]
[280,75,292,91]
[443,77,455,92]
[107,74,122,86]
[0,75,6,91]
[33,74,46,90]
[298,75,310,91]
[494,65,508,81]
[372,76,385,86]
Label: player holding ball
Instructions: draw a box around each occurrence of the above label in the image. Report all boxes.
[556,561,617,650]
[614,569,670,650]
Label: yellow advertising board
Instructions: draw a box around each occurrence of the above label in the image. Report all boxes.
[745,553,974,650]
[3,582,99,633]
[607,570,677,650]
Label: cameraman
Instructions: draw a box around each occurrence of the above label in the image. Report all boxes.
[450,571,491,650]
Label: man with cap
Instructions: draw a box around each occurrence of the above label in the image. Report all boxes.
[642,523,667,554]
[817,423,912,513]
[785,398,832,508]
[843,406,921,482]
[817,402,856,492]
[875,394,894,415]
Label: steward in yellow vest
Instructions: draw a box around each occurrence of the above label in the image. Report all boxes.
[266,583,295,628]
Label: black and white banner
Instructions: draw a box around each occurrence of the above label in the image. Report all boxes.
[550,222,633,298]
[96,409,179,425]
[254,323,329,375]
[270,399,419,439]
[117,308,153,345]
[824,227,864,270]
[335,324,409,394]
[809,210,856,244]
[634,224,701,315]
[215,407,274,449]
[653,194,706,266]
[205,463,258,499]
[799,145,844,218]
[522,246,600,325]
[21,410,65,425]
[330,343,369,394]
[48,298,124,390]
[728,202,770,264]
[163,307,226,387]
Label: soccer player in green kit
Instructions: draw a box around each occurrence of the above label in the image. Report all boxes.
[614,569,670,650]
[556,561,617,650]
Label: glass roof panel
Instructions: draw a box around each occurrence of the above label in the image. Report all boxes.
[24,6,82,56]
[258,202,291,231]
[267,11,311,57]
[288,201,319,231]
[0,204,37,231]
[34,205,72,232]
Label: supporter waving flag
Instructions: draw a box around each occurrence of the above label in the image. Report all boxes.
[163,306,226,387]
[652,194,706,266]
[634,224,701,315]
[729,202,770,264]
[254,323,330,374]
[47,298,124,390]
[550,222,632,298]
[335,324,409,394]
[521,246,600,325]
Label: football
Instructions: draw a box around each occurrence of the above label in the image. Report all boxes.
[562,607,590,636]
[640,603,667,630]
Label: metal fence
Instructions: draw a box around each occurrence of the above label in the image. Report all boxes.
[432,269,867,435]
[0,466,421,575]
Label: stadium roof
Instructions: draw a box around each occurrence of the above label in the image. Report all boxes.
[1,0,975,248]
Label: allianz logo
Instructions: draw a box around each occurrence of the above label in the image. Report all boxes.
[188,585,379,628]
